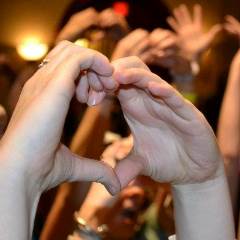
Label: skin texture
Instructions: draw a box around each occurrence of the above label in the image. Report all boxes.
[0,44,235,240]
[0,41,121,239]
[112,57,222,188]
[112,57,234,240]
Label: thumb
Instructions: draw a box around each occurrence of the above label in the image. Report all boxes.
[51,145,121,195]
[114,152,145,189]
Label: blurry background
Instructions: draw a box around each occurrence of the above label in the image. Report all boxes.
[0,1,240,240]
[0,0,239,51]
[0,0,239,128]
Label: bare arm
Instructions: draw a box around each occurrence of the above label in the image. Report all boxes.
[0,42,120,240]
[218,50,240,217]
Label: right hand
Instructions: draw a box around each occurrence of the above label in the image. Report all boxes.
[56,8,99,42]
[112,57,223,188]
[167,4,221,60]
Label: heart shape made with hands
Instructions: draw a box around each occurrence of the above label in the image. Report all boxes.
[0,41,222,200]
[77,56,222,192]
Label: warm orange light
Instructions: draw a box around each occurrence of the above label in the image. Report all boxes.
[17,38,48,61]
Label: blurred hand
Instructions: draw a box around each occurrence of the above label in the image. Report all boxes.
[111,28,151,61]
[56,8,99,42]
[102,135,133,165]
[167,4,221,60]
[147,28,192,74]
[112,56,223,188]
[0,41,120,195]
[149,28,177,53]
[224,15,240,41]
[99,8,128,32]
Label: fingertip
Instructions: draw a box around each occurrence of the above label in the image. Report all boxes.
[113,69,128,84]
[148,81,161,94]
[87,90,106,106]
[100,76,119,91]
[115,155,144,189]
[99,162,122,195]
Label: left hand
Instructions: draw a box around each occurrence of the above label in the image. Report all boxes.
[167,4,221,60]
[112,57,223,188]
[0,41,120,195]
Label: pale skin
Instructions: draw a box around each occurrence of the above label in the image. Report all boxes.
[113,57,234,240]
[0,43,235,239]
[0,41,121,239]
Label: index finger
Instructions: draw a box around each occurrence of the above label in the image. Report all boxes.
[112,56,150,72]
[44,44,115,99]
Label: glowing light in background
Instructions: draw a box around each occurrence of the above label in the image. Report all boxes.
[113,2,129,17]
[17,38,48,61]
[75,38,89,48]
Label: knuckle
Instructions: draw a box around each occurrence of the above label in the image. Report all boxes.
[57,40,71,48]
[128,55,142,63]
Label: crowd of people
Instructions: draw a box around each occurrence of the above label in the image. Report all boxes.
[0,1,240,240]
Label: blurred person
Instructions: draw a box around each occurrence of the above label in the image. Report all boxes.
[68,136,170,240]
[0,42,234,240]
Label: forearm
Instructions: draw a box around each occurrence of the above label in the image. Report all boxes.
[218,58,240,157]
[224,155,240,221]
[0,168,40,239]
[172,166,235,240]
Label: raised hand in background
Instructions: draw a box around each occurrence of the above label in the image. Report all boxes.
[167,4,221,60]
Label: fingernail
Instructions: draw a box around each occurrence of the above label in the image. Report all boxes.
[87,94,97,106]
[87,91,105,106]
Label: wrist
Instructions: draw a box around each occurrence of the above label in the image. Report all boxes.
[172,160,225,192]
[171,164,235,240]
[0,151,41,239]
